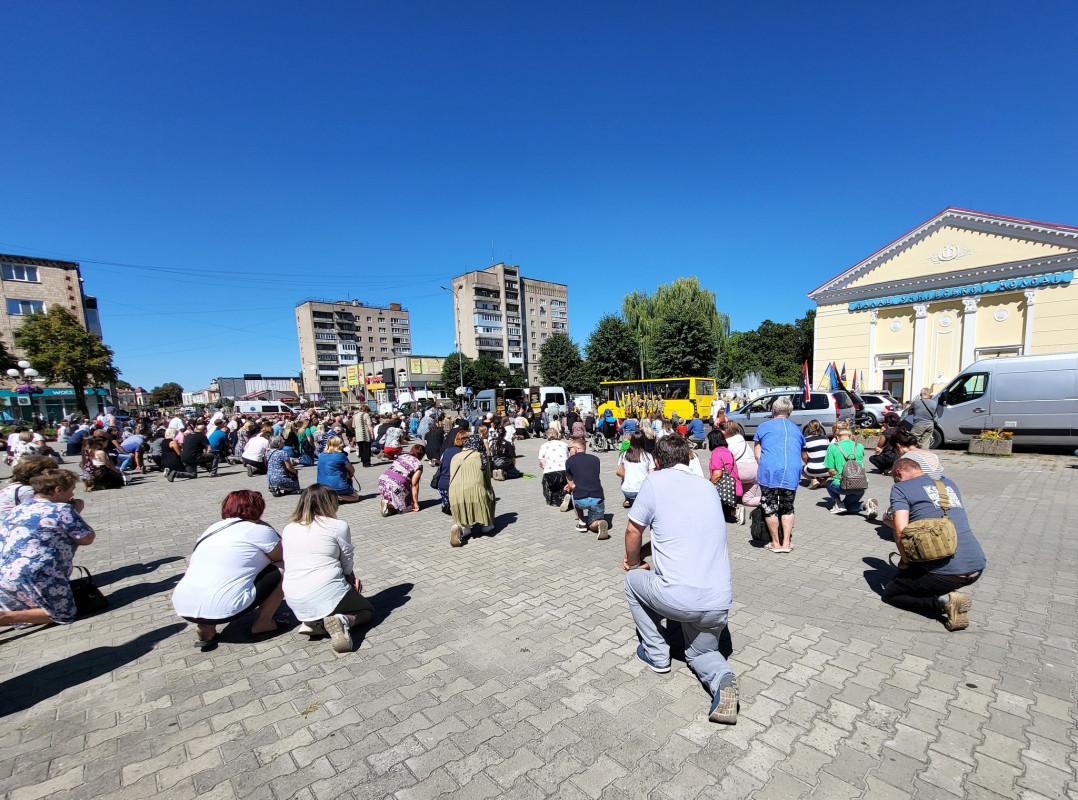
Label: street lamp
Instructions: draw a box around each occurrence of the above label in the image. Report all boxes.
[6,360,39,385]
[440,284,465,393]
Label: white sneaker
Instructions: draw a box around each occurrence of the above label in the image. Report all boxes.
[296,620,325,638]
[864,498,879,519]
[829,503,844,514]
[323,614,353,653]
[559,494,572,512]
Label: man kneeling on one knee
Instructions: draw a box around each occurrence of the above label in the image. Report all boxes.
[622,434,739,724]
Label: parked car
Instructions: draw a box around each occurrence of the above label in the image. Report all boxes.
[932,352,1078,448]
[727,389,867,436]
[859,393,901,426]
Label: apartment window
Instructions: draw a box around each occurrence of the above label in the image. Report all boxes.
[1,264,39,282]
[531,331,536,338]
[6,299,44,316]
[381,347,388,353]
[368,337,374,343]
[379,337,387,343]
[541,333,547,339]
[379,327,386,333]
[541,321,547,328]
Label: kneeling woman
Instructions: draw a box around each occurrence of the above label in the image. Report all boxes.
[316,436,360,503]
[378,444,425,516]
[266,435,301,497]
[0,469,95,627]
[448,434,496,547]
[172,490,284,650]
[282,485,374,653]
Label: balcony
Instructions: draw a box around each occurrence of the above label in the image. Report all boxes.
[476,337,503,348]
[507,327,521,336]
[508,352,524,363]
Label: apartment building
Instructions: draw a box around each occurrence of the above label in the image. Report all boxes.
[296,299,411,403]
[0,252,112,420]
[449,263,569,385]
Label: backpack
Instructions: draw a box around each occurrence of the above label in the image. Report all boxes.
[749,507,769,542]
[836,441,868,490]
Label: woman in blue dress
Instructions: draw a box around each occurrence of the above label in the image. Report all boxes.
[315,436,360,503]
[0,469,96,625]
[266,436,301,497]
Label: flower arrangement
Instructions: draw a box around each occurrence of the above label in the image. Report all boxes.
[853,427,882,437]
[972,429,1013,441]
[14,384,43,395]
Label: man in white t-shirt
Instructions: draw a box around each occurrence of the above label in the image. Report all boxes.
[622,433,739,724]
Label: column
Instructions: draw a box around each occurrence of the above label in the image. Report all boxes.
[911,303,929,393]
[1023,290,1036,354]
[867,310,879,389]
[961,296,979,368]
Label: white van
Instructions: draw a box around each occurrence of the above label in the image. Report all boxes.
[236,401,296,416]
[933,352,1078,448]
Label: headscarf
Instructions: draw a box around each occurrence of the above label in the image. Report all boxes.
[463,433,490,471]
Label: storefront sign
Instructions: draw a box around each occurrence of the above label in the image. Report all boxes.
[849,270,1073,311]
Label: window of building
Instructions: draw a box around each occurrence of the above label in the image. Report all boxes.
[531,331,536,338]
[541,321,547,328]
[366,316,372,321]
[379,337,387,343]
[1,264,39,282]
[379,327,386,332]
[541,333,547,339]
[381,347,388,353]
[368,337,374,342]
[6,299,44,316]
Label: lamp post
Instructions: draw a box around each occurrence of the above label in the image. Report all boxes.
[440,284,465,393]
[7,360,41,418]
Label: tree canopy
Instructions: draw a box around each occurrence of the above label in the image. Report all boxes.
[650,305,720,377]
[13,305,119,416]
[583,314,639,382]
[440,352,523,393]
[538,333,597,394]
[622,277,730,378]
[0,339,17,373]
[717,309,815,386]
[149,382,184,407]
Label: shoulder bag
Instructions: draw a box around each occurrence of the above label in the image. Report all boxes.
[901,480,959,562]
[714,450,738,507]
[837,441,868,490]
[69,565,109,617]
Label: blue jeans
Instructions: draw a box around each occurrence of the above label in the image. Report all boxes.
[574,496,604,525]
[826,483,864,512]
[624,569,734,694]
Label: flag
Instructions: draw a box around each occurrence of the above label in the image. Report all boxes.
[851,370,858,393]
[800,361,811,403]
[829,362,839,390]
[840,363,847,383]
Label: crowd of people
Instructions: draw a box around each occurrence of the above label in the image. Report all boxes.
[0,388,988,727]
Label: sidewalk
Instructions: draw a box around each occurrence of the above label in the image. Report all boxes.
[0,444,1074,799]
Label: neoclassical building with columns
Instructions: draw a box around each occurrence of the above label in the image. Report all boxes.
[809,208,1078,403]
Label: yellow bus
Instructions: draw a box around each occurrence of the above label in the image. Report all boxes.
[596,377,718,423]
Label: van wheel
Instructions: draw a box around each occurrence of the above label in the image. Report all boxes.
[929,428,944,449]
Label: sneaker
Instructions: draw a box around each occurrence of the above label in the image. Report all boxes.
[296,620,325,638]
[559,494,572,512]
[829,503,844,514]
[246,465,256,477]
[450,524,463,547]
[491,469,504,481]
[575,521,588,532]
[165,469,175,483]
[943,591,972,631]
[596,520,610,541]
[635,643,671,674]
[864,498,879,519]
[736,505,746,526]
[323,614,353,653]
[481,524,495,534]
[807,478,820,490]
[708,674,739,724]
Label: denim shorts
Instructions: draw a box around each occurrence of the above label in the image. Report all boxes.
[574,496,605,524]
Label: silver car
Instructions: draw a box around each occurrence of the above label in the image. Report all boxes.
[728,390,864,436]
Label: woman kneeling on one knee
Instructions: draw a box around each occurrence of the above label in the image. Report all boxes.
[282,485,374,653]
[172,490,285,651]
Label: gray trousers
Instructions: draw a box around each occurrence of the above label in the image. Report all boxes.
[624,569,734,695]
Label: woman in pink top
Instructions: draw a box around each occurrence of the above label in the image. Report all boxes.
[707,429,741,523]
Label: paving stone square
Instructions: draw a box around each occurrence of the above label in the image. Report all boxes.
[0,442,1075,799]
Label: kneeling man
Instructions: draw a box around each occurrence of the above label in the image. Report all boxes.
[622,434,739,724]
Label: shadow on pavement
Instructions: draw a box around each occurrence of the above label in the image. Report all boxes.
[862,556,894,597]
[354,582,415,648]
[92,557,184,588]
[0,623,186,717]
[103,574,183,613]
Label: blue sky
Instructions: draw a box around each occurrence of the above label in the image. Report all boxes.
[2,2,1076,392]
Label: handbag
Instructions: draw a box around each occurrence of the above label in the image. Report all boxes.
[69,566,109,617]
[716,472,737,507]
[901,480,959,562]
[429,469,440,490]
[837,441,868,490]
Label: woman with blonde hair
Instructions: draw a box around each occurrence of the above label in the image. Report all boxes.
[282,485,373,652]
[315,436,359,503]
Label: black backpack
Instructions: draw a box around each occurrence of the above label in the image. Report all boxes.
[749,507,770,543]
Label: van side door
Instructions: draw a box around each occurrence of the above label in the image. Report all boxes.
[988,364,1078,446]
[937,371,990,442]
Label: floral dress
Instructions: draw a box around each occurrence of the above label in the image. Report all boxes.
[0,500,96,623]
[378,454,421,513]
[267,448,300,493]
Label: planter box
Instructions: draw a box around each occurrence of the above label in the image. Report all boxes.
[853,435,879,449]
[968,438,1013,456]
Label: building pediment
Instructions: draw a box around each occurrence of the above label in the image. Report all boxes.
[809,208,1078,306]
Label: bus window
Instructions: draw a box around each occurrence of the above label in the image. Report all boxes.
[667,380,690,400]
[694,379,715,397]
[544,392,565,406]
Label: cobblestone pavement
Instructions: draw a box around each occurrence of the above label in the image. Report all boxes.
[0,441,1075,800]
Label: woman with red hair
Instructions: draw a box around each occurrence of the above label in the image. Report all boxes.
[172,489,284,651]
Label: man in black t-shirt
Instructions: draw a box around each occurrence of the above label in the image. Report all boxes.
[565,438,609,541]
[181,423,219,477]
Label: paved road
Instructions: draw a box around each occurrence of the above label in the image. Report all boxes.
[0,442,1075,799]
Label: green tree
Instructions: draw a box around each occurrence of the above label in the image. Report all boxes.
[716,309,816,387]
[583,314,639,382]
[115,379,133,390]
[470,355,511,389]
[651,306,718,377]
[538,333,596,393]
[441,352,473,392]
[149,382,184,407]
[507,366,529,388]
[13,305,119,416]
[0,339,16,374]
[622,277,730,378]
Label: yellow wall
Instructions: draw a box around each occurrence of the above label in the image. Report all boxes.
[846,226,1074,289]
[1031,281,1078,353]
[874,307,914,357]
[814,303,870,384]
[975,293,1024,350]
[925,303,963,389]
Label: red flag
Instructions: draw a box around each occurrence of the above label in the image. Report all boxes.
[800,361,811,403]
